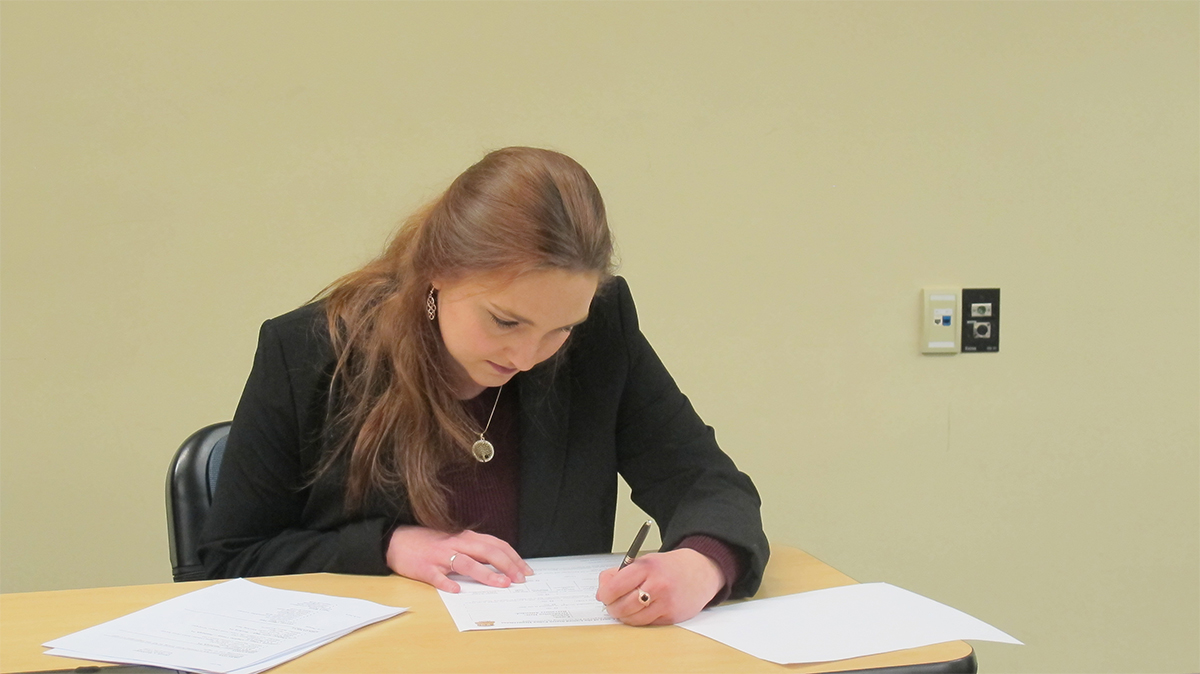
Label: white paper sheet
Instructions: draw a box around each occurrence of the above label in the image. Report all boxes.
[438,553,622,631]
[44,578,407,674]
[678,582,1021,665]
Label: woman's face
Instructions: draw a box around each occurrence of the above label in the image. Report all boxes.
[434,268,599,397]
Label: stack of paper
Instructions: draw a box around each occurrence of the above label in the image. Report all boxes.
[44,579,406,674]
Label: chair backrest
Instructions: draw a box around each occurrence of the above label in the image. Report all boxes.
[166,422,231,582]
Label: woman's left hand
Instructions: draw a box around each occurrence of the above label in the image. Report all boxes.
[595,548,724,626]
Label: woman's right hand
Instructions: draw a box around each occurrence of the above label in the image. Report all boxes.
[385,526,534,593]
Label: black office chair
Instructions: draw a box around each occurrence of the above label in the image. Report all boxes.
[166,421,231,582]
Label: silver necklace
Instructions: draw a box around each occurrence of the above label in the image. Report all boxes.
[471,385,503,463]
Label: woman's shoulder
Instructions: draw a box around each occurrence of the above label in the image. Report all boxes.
[583,275,636,335]
[564,276,638,362]
[264,300,327,331]
[259,301,333,360]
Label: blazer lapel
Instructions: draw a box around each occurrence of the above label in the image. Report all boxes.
[516,358,570,557]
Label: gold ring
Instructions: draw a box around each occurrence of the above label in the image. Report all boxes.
[449,553,459,573]
[638,589,651,605]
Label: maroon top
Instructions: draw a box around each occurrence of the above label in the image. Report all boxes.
[440,387,744,606]
[441,386,521,546]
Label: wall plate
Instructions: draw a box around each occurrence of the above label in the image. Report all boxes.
[961,288,1000,352]
[921,288,959,354]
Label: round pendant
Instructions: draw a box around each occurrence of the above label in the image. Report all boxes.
[471,439,495,463]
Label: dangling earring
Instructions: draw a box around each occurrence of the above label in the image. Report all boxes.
[426,287,437,321]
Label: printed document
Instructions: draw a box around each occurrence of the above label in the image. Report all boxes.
[438,553,622,631]
[678,582,1022,665]
[44,578,406,674]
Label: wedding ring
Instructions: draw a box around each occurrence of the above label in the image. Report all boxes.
[448,553,459,573]
[638,589,651,605]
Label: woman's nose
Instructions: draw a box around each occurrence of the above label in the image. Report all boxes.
[508,338,541,372]
[509,334,566,372]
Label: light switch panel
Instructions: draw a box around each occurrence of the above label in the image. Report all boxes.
[921,288,959,354]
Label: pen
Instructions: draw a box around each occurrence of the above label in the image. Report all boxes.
[619,519,654,569]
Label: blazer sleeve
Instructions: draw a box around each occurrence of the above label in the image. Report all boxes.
[610,278,770,598]
[198,314,393,578]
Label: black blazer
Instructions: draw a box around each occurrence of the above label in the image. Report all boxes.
[199,277,769,598]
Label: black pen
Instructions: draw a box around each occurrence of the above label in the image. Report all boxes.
[619,519,654,569]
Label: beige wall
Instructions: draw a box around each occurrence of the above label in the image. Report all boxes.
[2,2,1196,672]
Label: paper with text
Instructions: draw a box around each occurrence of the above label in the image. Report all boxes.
[438,553,622,631]
[43,578,406,674]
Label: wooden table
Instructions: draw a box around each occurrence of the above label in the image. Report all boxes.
[1,546,974,673]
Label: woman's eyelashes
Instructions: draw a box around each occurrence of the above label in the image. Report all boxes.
[490,313,519,329]
[489,312,576,333]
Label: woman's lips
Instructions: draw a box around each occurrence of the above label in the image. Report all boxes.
[488,361,518,376]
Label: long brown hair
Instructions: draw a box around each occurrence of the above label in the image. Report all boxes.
[316,147,614,530]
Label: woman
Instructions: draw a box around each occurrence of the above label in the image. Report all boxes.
[199,147,768,625]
